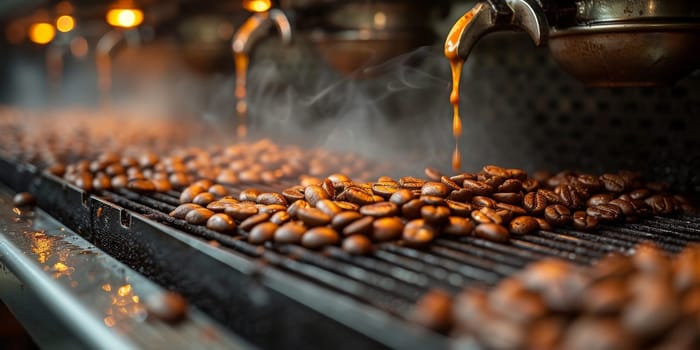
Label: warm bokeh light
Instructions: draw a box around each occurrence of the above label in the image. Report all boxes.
[243,0,272,13]
[106,8,144,28]
[29,22,55,45]
[70,36,89,57]
[56,15,75,33]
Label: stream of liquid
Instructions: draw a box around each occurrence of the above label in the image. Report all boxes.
[444,7,479,172]
[234,53,249,138]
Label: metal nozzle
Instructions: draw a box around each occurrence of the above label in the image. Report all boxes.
[232,9,292,55]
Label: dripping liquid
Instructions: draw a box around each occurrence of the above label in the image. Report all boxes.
[234,53,249,138]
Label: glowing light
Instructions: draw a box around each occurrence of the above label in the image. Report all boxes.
[242,0,271,13]
[56,15,75,33]
[106,9,144,29]
[29,22,56,45]
[70,36,89,57]
[52,262,69,272]
[117,284,132,296]
[373,12,387,29]
[102,283,112,292]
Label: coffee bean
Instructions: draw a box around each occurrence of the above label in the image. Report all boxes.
[206,213,237,233]
[472,196,498,209]
[576,174,602,193]
[489,279,547,324]
[600,173,627,193]
[471,208,503,225]
[343,216,374,236]
[533,217,552,231]
[556,185,584,209]
[341,186,375,206]
[360,202,399,217]
[450,173,475,184]
[645,195,675,215]
[401,199,425,219]
[402,219,435,247]
[192,179,213,190]
[13,192,35,207]
[572,211,598,231]
[410,289,453,332]
[521,179,540,192]
[206,199,238,212]
[582,279,628,315]
[274,222,306,243]
[258,204,286,215]
[586,204,622,222]
[372,182,399,199]
[302,227,340,249]
[334,201,359,211]
[445,199,472,216]
[608,198,635,216]
[498,179,523,193]
[421,205,450,226]
[152,179,172,192]
[270,211,291,225]
[111,174,128,189]
[587,193,614,207]
[480,174,506,188]
[483,165,510,178]
[474,223,509,242]
[128,178,156,193]
[192,192,216,206]
[249,222,279,245]
[287,199,310,217]
[622,275,680,339]
[443,216,475,236]
[462,179,493,196]
[420,195,446,206]
[562,317,633,350]
[239,188,261,202]
[509,216,539,235]
[495,202,527,216]
[321,178,336,198]
[447,188,471,202]
[629,188,651,200]
[331,211,363,231]
[424,167,442,181]
[185,208,214,225]
[224,204,259,221]
[421,182,449,198]
[297,207,332,227]
[492,192,523,205]
[315,199,342,216]
[372,217,404,241]
[180,185,206,203]
[239,213,271,232]
[389,189,414,206]
[281,187,305,203]
[145,292,188,324]
[440,176,461,191]
[169,203,202,219]
[93,174,112,191]
[256,192,287,206]
[400,176,425,190]
[537,189,560,205]
[544,204,572,226]
[342,235,373,255]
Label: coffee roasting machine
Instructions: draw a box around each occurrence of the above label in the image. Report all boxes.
[1,0,700,349]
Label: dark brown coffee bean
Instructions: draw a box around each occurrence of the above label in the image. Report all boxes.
[410,289,453,332]
[342,235,373,255]
[440,176,461,191]
[206,199,238,212]
[274,222,306,243]
[587,193,614,207]
[474,223,509,242]
[492,192,523,205]
[249,222,279,245]
[480,174,506,188]
[238,188,261,202]
[421,205,450,226]
[497,179,523,193]
[239,213,271,232]
[128,178,156,193]
[389,189,414,206]
[544,204,572,226]
[449,173,475,184]
[192,192,216,206]
[145,292,188,324]
[256,192,287,206]
[534,217,552,231]
[192,179,213,190]
[314,199,341,216]
[224,204,259,221]
[179,185,205,203]
[297,207,332,227]
[331,211,363,231]
[287,199,310,217]
[402,219,435,247]
[169,203,202,219]
[420,195,445,206]
[447,188,471,202]
[629,188,651,200]
[360,202,399,217]
[401,199,425,219]
[632,243,671,276]
[600,173,627,193]
[557,185,584,209]
[645,195,675,215]
[399,176,425,190]
[443,216,475,236]
[472,196,497,209]
[424,167,442,181]
[372,182,399,199]
[572,210,599,230]
[152,179,172,192]
[462,179,493,196]
[495,202,527,216]
[258,204,286,215]
[13,192,36,207]
[111,174,128,189]
[582,279,628,315]
[343,216,374,236]
[509,216,539,235]
[269,211,291,225]
[444,199,472,217]
[371,217,404,241]
[586,204,622,222]
[576,174,602,193]
[281,187,305,203]
[206,213,237,233]
[489,279,547,324]
[562,317,634,350]
[342,186,375,206]
[483,165,510,178]
[622,275,680,339]
[321,178,336,198]
[334,201,359,211]
[185,208,214,225]
[608,198,635,216]
[521,179,540,192]
[537,189,560,205]
[471,208,503,225]
[421,182,449,198]
[302,227,340,249]
[629,199,652,217]
[92,174,112,191]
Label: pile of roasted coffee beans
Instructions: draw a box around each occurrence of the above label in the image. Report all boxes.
[409,242,700,349]
[172,165,694,255]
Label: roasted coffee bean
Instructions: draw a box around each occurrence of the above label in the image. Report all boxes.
[206,213,237,233]
[474,223,509,242]
[424,167,442,181]
[557,185,584,209]
[256,192,287,206]
[281,187,305,203]
[206,184,228,197]
[447,188,471,202]
[421,205,450,226]
[401,199,425,219]
[496,202,527,216]
[372,216,404,242]
[632,243,671,276]
[420,195,446,206]
[534,217,552,231]
[13,192,35,207]
[206,199,238,212]
[180,185,206,203]
[315,199,342,216]
[342,235,373,255]
[600,173,627,193]
[673,246,700,292]
[343,216,374,236]
[258,204,286,215]
[497,179,523,193]
[274,222,306,244]
[170,203,202,219]
[449,173,475,184]
[92,174,112,191]
[192,179,213,190]
[544,204,572,226]
[152,179,172,192]
[509,216,539,235]
[224,204,259,221]
[402,219,435,247]
[440,176,461,191]
[111,174,128,189]
[185,208,214,225]
[471,208,503,225]
[302,227,340,249]
[496,208,514,223]
[321,178,336,198]
[582,279,628,315]
[342,186,375,206]
[286,199,310,217]
[128,178,156,193]
[239,213,271,232]
[575,174,602,193]
[145,292,188,324]
[622,275,680,339]
[629,199,652,217]
[608,198,635,216]
[239,188,261,202]
[421,182,450,198]
[249,222,279,245]
[445,199,472,216]
[489,279,547,324]
[297,207,332,227]
[372,182,399,199]
[645,195,675,215]
[399,176,425,190]
[47,163,67,177]
[192,192,216,206]
[629,188,651,200]
[472,196,498,209]
[169,173,189,189]
[562,317,634,350]
[521,178,540,192]
[572,211,598,231]
[462,179,493,196]
[480,174,506,188]
[389,189,414,206]
[360,202,399,217]
[269,211,291,225]
[443,216,475,236]
[586,204,622,222]
[410,289,453,332]
[331,211,363,231]
[492,192,523,205]
[334,200,359,211]
[482,165,509,178]
[587,193,614,207]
